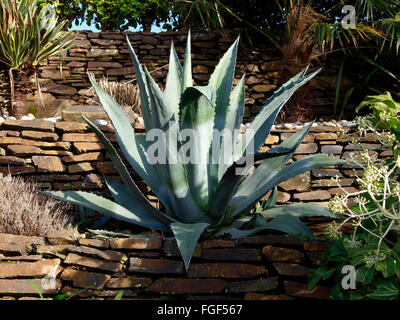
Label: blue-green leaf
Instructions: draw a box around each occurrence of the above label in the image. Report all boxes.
[214,214,313,239]
[179,85,216,209]
[229,122,315,217]
[42,191,168,231]
[144,66,175,128]
[262,214,314,237]
[144,71,204,223]
[104,177,174,230]
[83,116,173,226]
[231,152,344,217]
[126,35,152,130]
[182,30,192,90]
[165,41,183,117]
[209,36,239,133]
[87,76,160,195]
[261,203,338,219]
[170,222,209,270]
[208,146,295,220]
[264,186,278,209]
[215,75,245,183]
[233,67,321,159]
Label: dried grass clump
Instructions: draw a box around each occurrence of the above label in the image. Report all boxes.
[0,174,72,236]
[85,75,142,116]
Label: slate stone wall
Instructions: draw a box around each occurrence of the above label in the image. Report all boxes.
[0,230,332,300]
[0,119,390,222]
[0,119,389,300]
[0,30,354,121]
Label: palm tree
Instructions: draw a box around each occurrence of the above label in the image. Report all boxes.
[249,0,400,121]
[173,0,400,121]
[0,0,73,118]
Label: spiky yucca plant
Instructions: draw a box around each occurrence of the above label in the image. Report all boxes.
[44,32,344,269]
[0,0,73,117]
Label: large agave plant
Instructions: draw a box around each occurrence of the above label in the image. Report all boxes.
[45,32,344,269]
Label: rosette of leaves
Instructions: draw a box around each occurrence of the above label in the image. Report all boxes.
[44,32,343,269]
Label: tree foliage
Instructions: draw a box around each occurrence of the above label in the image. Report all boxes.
[38,0,172,31]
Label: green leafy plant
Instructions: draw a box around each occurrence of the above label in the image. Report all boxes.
[0,0,74,117]
[27,279,89,300]
[114,290,124,300]
[309,236,400,300]
[44,32,343,270]
[356,91,400,161]
[309,94,400,299]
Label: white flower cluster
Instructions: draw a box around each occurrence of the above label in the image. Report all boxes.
[324,121,400,252]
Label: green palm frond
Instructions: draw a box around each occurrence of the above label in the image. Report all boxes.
[313,21,383,54]
[378,13,400,54]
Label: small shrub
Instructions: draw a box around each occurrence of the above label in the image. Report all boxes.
[0,174,72,236]
[84,75,142,116]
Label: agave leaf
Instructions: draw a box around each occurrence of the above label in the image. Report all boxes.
[227,122,314,218]
[87,77,160,194]
[261,203,338,219]
[83,115,173,227]
[212,224,266,239]
[264,186,278,209]
[126,35,153,130]
[216,75,245,181]
[182,30,192,90]
[225,76,245,129]
[164,41,183,117]
[231,153,345,217]
[104,177,178,225]
[207,146,295,220]
[42,191,168,231]
[213,214,313,239]
[234,67,321,160]
[170,221,209,271]
[143,71,204,223]
[179,85,216,209]
[144,66,175,127]
[209,36,239,133]
[262,214,314,237]
[134,134,173,211]
[180,86,215,108]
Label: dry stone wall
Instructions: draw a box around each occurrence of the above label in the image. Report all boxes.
[0,118,390,300]
[0,118,391,221]
[0,230,332,300]
[0,30,352,120]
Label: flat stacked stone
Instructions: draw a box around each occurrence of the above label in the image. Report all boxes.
[0,231,336,300]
